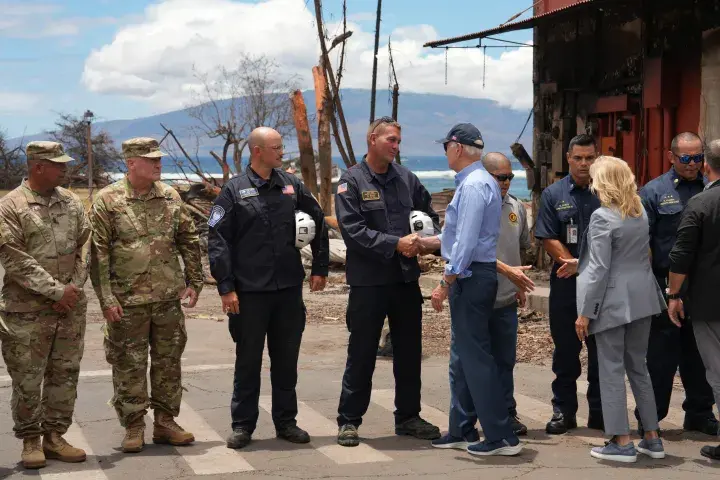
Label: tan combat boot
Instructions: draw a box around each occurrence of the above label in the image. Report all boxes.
[21,436,46,469]
[121,418,146,453]
[153,410,194,446]
[43,432,87,463]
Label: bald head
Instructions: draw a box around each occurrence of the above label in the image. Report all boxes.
[248,126,280,150]
[482,152,512,174]
[707,139,720,173]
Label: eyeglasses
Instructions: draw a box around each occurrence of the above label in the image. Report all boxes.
[492,173,515,182]
[260,144,284,151]
[674,153,704,164]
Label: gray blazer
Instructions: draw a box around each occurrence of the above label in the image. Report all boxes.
[576,206,666,335]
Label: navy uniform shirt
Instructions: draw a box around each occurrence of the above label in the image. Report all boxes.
[207,166,329,294]
[335,158,440,286]
[639,167,706,276]
[535,174,601,268]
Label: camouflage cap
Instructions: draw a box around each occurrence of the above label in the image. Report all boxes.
[122,137,167,160]
[26,141,74,163]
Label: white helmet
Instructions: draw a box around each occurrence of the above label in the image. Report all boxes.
[409,210,434,237]
[295,210,316,248]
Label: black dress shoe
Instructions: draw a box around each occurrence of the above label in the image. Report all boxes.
[587,412,604,431]
[276,425,311,444]
[226,427,251,449]
[510,414,528,436]
[545,412,577,435]
[684,416,720,436]
[701,444,720,460]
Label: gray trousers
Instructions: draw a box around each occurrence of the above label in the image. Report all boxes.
[692,319,720,411]
[595,317,659,435]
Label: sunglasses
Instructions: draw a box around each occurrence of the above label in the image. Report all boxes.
[370,116,396,134]
[674,153,704,164]
[493,173,515,182]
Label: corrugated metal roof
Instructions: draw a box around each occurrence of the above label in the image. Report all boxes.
[423,0,595,48]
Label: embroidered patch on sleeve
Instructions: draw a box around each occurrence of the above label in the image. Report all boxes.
[337,183,348,194]
[208,205,226,227]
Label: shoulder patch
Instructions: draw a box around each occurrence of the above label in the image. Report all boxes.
[337,183,348,194]
[509,212,518,224]
[208,205,226,227]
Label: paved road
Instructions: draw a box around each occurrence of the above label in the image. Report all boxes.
[0,273,719,479]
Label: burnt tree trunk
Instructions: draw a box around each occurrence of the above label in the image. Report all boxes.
[313,65,333,215]
[369,0,383,122]
[391,83,401,165]
[290,90,319,197]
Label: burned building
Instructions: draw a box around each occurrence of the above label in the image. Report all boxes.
[424,0,720,190]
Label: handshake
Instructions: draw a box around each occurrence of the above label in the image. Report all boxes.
[396,233,435,258]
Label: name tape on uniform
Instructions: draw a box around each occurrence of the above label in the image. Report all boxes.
[361,190,380,201]
[239,187,259,199]
[208,206,225,227]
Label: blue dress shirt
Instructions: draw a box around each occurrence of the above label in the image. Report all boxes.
[440,161,502,278]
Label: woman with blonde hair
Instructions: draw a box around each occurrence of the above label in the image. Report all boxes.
[572,156,667,462]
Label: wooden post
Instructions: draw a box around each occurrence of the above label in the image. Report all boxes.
[313,65,333,215]
[391,83,401,164]
[290,91,319,198]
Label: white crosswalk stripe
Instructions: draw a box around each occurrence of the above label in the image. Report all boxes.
[174,400,254,475]
[258,396,392,465]
[0,363,235,384]
[40,423,108,480]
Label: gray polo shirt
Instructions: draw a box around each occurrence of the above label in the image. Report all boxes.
[495,193,531,308]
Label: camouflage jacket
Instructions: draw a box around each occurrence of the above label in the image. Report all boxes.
[0,180,90,312]
[89,177,204,310]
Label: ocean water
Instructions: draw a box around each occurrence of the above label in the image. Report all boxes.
[158,155,532,201]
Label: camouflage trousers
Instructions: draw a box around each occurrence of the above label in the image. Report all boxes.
[103,300,187,427]
[0,305,87,439]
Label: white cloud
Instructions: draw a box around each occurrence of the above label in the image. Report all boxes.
[0,1,119,38]
[82,0,532,111]
[0,92,41,113]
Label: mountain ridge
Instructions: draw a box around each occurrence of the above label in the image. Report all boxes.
[13,89,532,157]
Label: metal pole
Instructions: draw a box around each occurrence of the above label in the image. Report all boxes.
[369,0,382,123]
[86,119,93,202]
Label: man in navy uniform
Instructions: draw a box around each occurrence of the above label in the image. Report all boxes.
[208,126,329,449]
[534,134,603,434]
[637,132,718,436]
[334,116,441,447]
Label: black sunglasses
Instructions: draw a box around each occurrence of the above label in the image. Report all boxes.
[674,153,704,164]
[370,116,396,134]
[493,173,515,182]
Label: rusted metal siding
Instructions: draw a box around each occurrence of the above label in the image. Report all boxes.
[541,0,587,14]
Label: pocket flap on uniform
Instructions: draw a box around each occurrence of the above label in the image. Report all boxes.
[25,210,53,243]
[360,200,384,212]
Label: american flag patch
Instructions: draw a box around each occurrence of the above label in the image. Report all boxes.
[337,182,348,194]
[282,184,295,195]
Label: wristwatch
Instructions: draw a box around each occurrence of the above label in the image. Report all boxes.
[665,288,681,300]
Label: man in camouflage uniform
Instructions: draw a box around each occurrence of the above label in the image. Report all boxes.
[89,137,204,453]
[0,141,90,469]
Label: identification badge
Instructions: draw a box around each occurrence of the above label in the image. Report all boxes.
[567,219,578,245]
[361,190,380,201]
[239,188,259,199]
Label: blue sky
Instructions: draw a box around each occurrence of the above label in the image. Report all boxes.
[0,0,534,138]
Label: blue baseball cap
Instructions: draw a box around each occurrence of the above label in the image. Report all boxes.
[435,123,485,149]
